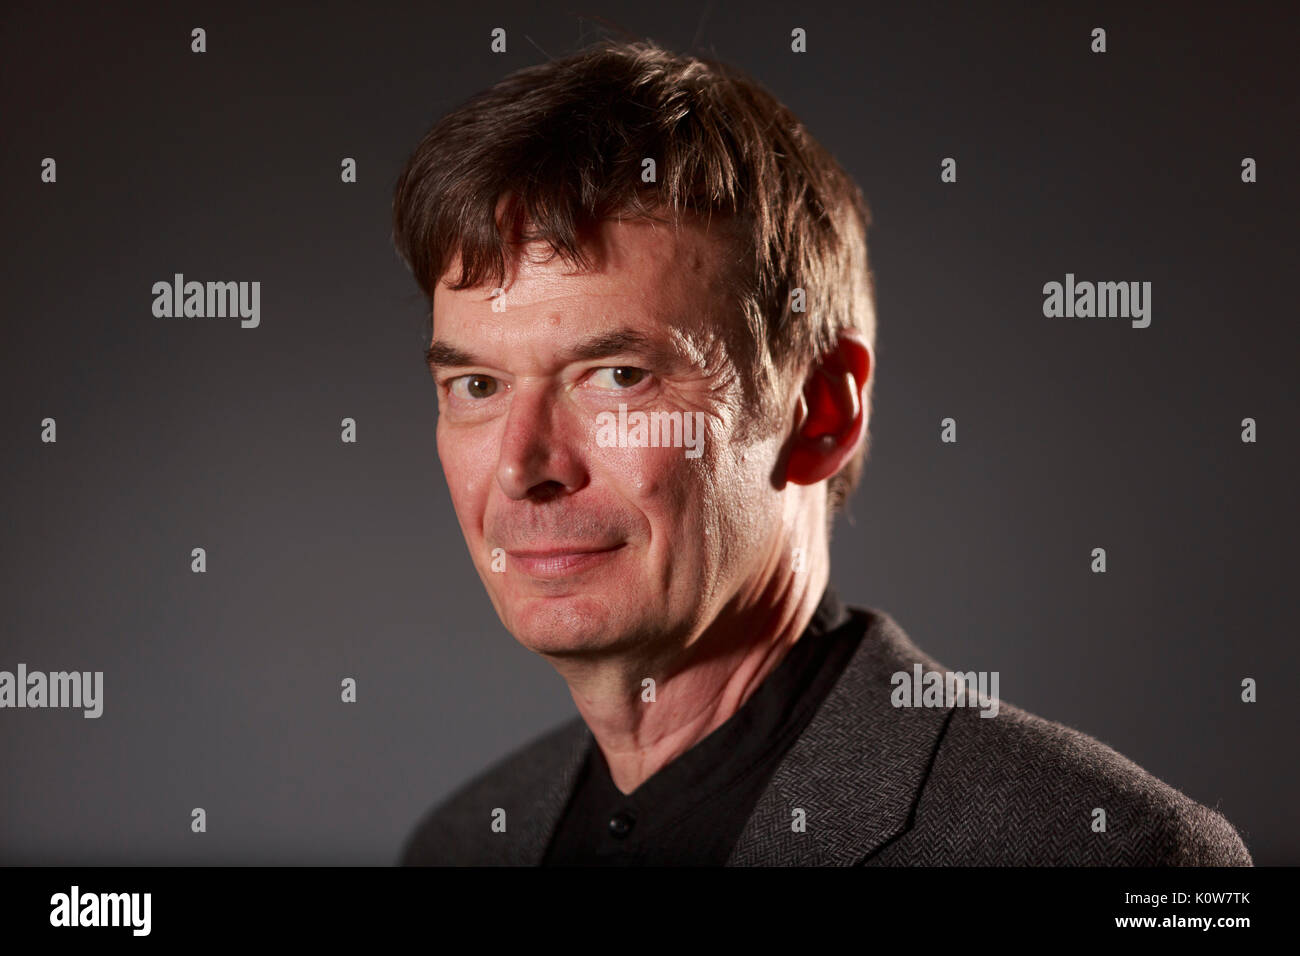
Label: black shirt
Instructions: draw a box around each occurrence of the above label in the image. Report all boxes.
[541,586,862,866]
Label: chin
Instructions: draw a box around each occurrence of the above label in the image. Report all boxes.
[502,593,618,656]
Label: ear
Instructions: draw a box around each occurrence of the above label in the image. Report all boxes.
[785,331,872,488]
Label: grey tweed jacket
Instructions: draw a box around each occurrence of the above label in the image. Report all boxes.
[401,606,1253,866]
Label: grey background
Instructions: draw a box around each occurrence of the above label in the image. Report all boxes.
[1,0,1295,865]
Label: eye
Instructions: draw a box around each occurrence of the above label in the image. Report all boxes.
[448,374,501,399]
[588,366,647,389]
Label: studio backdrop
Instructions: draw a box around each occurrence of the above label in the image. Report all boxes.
[1,0,1295,864]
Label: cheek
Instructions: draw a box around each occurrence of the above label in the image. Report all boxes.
[700,428,784,550]
[593,439,747,549]
[593,441,696,504]
[436,423,494,536]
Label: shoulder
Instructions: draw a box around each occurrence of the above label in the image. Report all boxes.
[884,697,1252,866]
[399,715,588,866]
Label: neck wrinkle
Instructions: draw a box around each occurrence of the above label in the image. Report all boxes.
[566,547,831,795]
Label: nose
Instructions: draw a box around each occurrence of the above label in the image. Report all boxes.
[495,385,587,501]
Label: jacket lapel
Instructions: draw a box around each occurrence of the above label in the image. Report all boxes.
[517,608,955,866]
[726,608,956,866]
[503,716,593,865]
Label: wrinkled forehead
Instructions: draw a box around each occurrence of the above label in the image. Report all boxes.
[432,215,751,363]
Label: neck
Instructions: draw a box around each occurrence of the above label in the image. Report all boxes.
[548,543,830,795]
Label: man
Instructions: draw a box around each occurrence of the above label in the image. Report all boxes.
[391,39,1251,866]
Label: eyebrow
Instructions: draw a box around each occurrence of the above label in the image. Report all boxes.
[425,327,661,373]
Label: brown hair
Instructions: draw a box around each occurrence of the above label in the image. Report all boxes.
[392,38,877,518]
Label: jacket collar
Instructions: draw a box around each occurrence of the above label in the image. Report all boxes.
[500,718,591,865]
[725,607,954,865]
[512,605,953,866]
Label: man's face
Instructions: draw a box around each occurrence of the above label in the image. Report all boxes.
[429,216,792,660]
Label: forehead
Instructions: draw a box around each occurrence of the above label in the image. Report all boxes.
[432,216,745,348]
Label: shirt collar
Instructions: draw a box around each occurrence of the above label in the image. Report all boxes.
[583,584,855,821]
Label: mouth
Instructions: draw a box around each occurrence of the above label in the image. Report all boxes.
[504,543,626,578]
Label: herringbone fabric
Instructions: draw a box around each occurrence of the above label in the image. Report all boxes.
[401,606,1252,866]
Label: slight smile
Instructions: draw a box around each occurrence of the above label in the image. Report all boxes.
[505,544,626,578]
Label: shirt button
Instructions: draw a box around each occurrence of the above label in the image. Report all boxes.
[607,811,635,839]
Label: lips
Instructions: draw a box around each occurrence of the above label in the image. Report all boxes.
[504,543,625,577]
